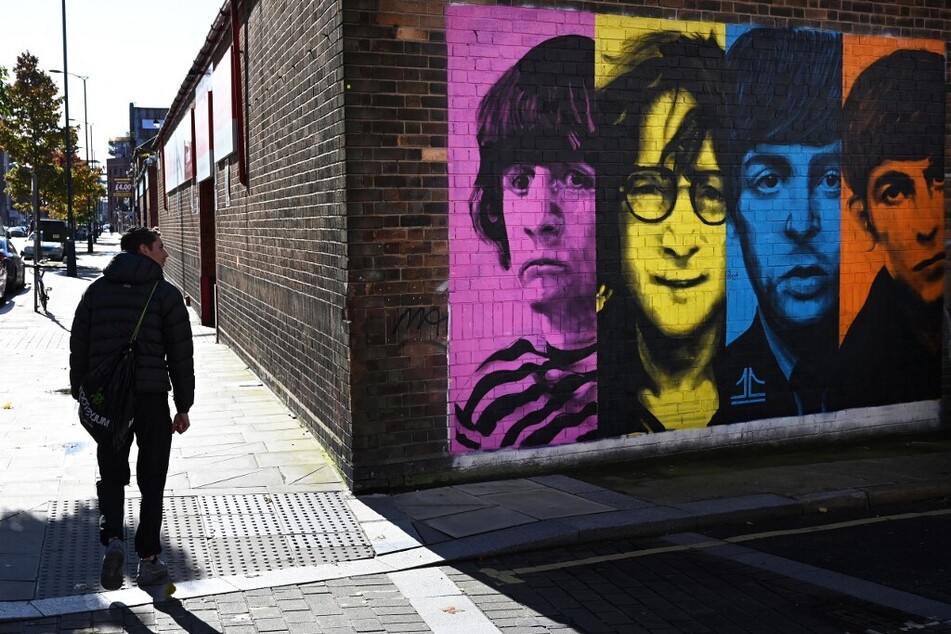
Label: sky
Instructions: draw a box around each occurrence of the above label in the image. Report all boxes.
[0,0,224,166]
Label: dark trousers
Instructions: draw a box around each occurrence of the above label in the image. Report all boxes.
[96,393,172,559]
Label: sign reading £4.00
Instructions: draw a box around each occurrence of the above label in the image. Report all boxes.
[113,179,132,197]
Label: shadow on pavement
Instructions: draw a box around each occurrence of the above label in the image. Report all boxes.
[39,264,103,283]
[152,596,222,633]
[106,597,222,633]
[0,502,202,601]
[0,510,46,602]
[18,282,71,331]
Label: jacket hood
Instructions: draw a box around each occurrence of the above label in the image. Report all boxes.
[102,252,164,285]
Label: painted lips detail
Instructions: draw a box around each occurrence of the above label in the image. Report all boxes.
[913,252,945,272]
[781,265,827,280]
[780,264,831,298]
[652,274,707,289]
[519,259,566,282]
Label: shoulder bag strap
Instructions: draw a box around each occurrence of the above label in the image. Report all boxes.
[130,281,160,344]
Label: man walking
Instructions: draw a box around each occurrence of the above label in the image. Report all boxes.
[70,227,194,590]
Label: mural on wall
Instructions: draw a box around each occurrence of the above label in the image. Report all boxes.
[594,17,727,436]
[447,8,598,452]
[836,38,946,409]
[715,27,844,424]
[446,5,946,454]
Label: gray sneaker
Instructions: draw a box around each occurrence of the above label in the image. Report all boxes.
[100,539,125,590]
[135,557,168,586]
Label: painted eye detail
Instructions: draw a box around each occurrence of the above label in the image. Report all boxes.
[503,167,534,195]
[694,174,727,224]
[877,179,913,205]
[924,163,944,192]
[817,169,841,194]
[749,170,781,194]
[565,169,594,190]
[696,176,725,205]
[626,172,668,197]
[510,174,531,191]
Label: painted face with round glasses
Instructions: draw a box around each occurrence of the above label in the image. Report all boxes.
[618,90,727,339]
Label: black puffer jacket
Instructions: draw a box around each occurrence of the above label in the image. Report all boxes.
[69,252,195,414]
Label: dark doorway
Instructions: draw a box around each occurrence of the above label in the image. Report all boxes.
[198,178,216,327]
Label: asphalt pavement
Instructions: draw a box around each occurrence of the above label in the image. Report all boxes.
[1,233,950,632]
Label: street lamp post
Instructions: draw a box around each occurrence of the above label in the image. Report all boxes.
[59,0,77,277]
[87,123,97,246]
[50,69,93,253]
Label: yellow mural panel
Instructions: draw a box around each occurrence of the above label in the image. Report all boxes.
[595,15,725,88]
[594,14,727,432]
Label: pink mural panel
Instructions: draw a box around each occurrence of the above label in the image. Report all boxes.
[447,6,597,453]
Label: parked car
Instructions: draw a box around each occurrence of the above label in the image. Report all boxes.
[0,236,26,300]
[36,219,68,245]
[8,226,27,238]
[75,227,89,241]
[22,232,65,261]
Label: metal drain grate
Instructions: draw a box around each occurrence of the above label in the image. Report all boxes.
[37,492,374,599]
[286,532,376,566]
[278,491,360,534]
[208,535,299,576]
[199,493,275,517]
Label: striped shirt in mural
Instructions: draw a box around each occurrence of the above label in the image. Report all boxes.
[454,339,597,451]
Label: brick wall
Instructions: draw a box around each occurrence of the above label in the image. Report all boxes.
[158,0,951,492]
[227,0,352,479]
[160,0,354,483]
[161,185,201,310]
[343,3,451,489]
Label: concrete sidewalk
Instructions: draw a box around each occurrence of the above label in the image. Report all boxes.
[1,233,950,623]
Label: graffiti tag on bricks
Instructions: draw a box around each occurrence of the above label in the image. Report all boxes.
[393,307,448,340]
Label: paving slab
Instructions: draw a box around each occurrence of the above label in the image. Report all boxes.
[481,488,614,519]
[424,505,537,539]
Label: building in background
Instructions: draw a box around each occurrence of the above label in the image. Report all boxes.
[128,106,167,229]
[106,136,131,231]
[130,105,167,152]
[131,137,160,228]
[101,107,165,232]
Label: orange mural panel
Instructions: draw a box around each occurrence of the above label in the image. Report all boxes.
[839,35,945,341]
